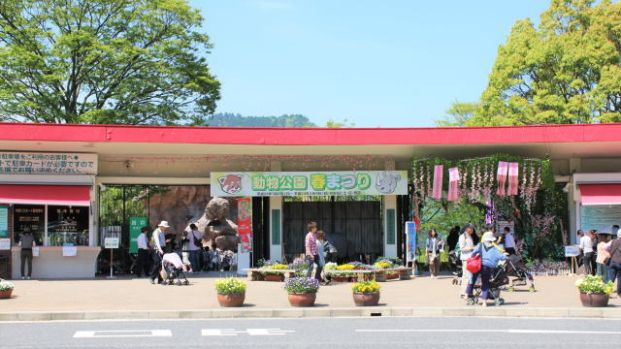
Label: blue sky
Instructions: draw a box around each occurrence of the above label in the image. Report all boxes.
[193,0,549,127]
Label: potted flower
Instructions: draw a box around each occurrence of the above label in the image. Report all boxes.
[214,278,246,307]
[284,277,320,307]
[352,280,381,306]
[575,275,614,307]
[260,263,289,281]
[0,279,14,299]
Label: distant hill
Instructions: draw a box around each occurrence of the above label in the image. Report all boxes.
[206,113,317,127]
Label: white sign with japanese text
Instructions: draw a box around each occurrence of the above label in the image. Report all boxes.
[0,152,97,175]
[211,171,408,197]
[0,238,10,250]
[104,237,120,249]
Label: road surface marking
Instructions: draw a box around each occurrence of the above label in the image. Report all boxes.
[201,328,295,336]
[73,329,172,338]
[201,329,242,336]
[247,328,295,336]
[356,329,621,335]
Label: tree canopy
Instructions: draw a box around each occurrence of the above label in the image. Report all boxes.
[0,0,220,124]
[205,113,316,127]
[445,0,621,126]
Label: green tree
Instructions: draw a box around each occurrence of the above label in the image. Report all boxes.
[436,101,479,126]
[468,0,621,126]
[0,0,220,124]
[325,118,355,128]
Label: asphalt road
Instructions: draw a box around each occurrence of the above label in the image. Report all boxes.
[1,316,620,349]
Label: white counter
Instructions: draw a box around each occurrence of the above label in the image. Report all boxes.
[11,246,101,279]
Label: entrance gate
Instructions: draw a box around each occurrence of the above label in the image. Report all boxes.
[282,199,382,263]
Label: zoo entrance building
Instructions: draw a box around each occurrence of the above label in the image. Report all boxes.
[1,122,621,279]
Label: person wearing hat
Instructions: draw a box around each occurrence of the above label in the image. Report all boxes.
[465,225,507,306]
[149,221,170,284]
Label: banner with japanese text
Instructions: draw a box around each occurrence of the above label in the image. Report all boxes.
[237,197,253,253]
[211,171,408,197]
[0,152,97,175]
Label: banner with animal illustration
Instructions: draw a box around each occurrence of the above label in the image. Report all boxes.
[237,197,253,253]
[211,171,408,197]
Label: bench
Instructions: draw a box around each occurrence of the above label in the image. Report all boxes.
[325,267,413,282]
[324,269,375,282]
[244,268,298,281]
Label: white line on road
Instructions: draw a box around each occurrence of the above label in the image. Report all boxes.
[247,328,295,336]
[73,329,172,338]
[201,328,295,336]
[201,329,242,336]
[356,329,621,335]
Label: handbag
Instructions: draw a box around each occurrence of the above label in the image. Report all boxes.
[466,254,481,274]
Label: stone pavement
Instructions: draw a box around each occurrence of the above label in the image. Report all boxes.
[1,273,620,321]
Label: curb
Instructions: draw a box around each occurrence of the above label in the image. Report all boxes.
[1,307,620,321]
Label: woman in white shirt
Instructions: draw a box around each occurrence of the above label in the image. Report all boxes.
[458,224,479,297]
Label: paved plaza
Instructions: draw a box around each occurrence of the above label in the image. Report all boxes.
[1,273,619,320]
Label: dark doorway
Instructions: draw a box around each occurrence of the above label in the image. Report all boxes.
[282,197,382,263]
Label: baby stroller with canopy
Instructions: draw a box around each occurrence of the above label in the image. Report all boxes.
[505,254,536,292]
[448,251,462,285]
[467,260,510,307]
[161,253,190,286]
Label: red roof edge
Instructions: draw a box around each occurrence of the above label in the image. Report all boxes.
[0,122,619,146]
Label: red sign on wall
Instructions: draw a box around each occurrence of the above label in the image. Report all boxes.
[237,197,253,253]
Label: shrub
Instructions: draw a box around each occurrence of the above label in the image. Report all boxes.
[352,280,381,294]
[323,262,338,271]
[0,279,15,292]
[270,264,289,270]
[575,275,614,295]
[284,277,320,294]
[336,264,355,271]
[214,278,247,295]
[373,261,392,269]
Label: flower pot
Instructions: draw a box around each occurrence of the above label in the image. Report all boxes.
[263,274,284,282]
[217,293,245,307]
[374,271,386,282]
[579,292,609,307]
[0,289,13,299]
[386,272,399,280]
[332,276,350,283]
[288,293,316,307]
[353,292,380,306]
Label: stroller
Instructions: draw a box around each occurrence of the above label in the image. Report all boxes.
[161,253,190,286]
[448,251,462,285]
[505,254,536,292]
[467,260,510,307]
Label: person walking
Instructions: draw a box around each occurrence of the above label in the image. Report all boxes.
[18,231,36,280]
[596,232,611,282]
[607,230,621,297]
[135,226,150,277]
[501,226,516,255]
[316,230,327,283]
[185,223,202,273]
[446,226,460,252]
[458,224,478,297]
[304,221,319,278]
[149,221,169,284]
[425,229,443,278]
[465,228,507,306]
[579,230,595,275]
